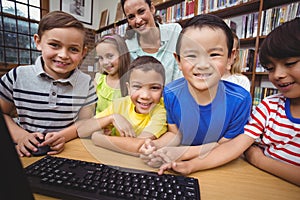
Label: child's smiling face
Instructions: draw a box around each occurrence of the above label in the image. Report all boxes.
[266,56,300,101]
[127,68,164,114]
[34,27,86,80]
[96,42,120,77]
[176,26,233,93]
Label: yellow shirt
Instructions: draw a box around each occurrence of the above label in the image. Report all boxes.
[95,96,167,138]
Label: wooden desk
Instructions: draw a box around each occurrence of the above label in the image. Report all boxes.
[21,138,300,200]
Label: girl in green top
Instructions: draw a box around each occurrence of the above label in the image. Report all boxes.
[94,34,131,114]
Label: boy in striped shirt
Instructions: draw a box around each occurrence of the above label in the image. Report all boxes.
[0,11,97,157]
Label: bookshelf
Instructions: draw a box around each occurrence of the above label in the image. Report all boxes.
[95,0,300,105]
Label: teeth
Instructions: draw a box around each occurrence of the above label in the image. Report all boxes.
[55,60,66,64]
[195,74,210,78]
[279,82,293,87]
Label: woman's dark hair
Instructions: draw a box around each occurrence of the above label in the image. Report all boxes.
[175,14,233,60]
[259,17,300,68]
[121,0,151,12]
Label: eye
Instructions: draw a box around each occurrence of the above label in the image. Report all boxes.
[106,54,114,59]
[70,47,80,53]
[151,85,162,91]
[49,43,59,48]
[97,56,103,62]
[186,54,196,58]
[285,60,298,67]
[137,8,145,15]
[127,14,135,20]
[210,53,221,57]
[132,84,141,89]
[264,64,274,72]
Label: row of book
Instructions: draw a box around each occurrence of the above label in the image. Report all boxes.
[156,0,252,23]
[239,48,255,73]
[98,23,128,38]
[231,2,299,39]
[240,49,269,73]
[253,87,278,107]
[155,0,194,23]
[197,0,249,14]
[260,2,300,36]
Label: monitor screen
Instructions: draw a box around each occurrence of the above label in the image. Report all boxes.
[0,109,35,200]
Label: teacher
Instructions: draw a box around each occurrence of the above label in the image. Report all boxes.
[121,0,183,84]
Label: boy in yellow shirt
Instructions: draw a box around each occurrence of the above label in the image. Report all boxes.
[77,56,167,156]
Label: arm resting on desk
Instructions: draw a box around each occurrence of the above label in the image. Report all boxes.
[91,132,153,156]
[245,145,300,186]
[158,134,255,175]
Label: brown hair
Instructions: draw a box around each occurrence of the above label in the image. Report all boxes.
[37,11,86,46]
[127,55,165,85]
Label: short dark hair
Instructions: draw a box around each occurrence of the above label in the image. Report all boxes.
[37,11,86,45]
[127,55,165,85]
[176,14,233,59]
[259,17,300,68]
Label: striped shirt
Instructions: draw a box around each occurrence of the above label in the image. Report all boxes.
[244,94,300,166]
[0,56,97,134]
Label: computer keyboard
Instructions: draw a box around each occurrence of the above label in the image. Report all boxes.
[24,155,200,200]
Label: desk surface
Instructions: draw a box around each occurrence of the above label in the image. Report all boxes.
[21,138,300,200]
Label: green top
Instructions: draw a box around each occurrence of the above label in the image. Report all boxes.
[95,73,121,114]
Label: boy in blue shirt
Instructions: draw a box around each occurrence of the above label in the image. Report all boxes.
[140,14,252,172]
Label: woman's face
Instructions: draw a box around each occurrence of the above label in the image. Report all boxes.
[123,0,156,35]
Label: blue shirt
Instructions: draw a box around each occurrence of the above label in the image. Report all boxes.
[163,78,252,145]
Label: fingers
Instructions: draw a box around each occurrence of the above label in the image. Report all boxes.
[158,162,175,175]
[154,149,172,163]
[42,132,65,155]
[17,133,43,157]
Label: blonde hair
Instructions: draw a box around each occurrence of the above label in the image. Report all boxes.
[230,32,242,74]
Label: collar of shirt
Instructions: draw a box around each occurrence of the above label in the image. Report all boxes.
[127,23,168,52]
[34,56,78,86]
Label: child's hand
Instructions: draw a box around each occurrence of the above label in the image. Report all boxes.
[146,146,188,167]
[139,139,156,154]
[42,132,66,155]
[139,139,157,165]
[158,160,193,175]
[244,144,265,167]
[112,114,136,137]
[16,132,45,157]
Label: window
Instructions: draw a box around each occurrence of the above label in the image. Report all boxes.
[0,0,48,68]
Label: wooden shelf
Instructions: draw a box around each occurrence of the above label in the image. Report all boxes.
[262,0,300,10]
[209,0,260,18]
[255,72,269,75]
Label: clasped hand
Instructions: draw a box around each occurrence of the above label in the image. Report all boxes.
[16,131,65,157]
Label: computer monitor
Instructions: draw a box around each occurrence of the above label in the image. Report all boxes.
[0,109,35,200]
